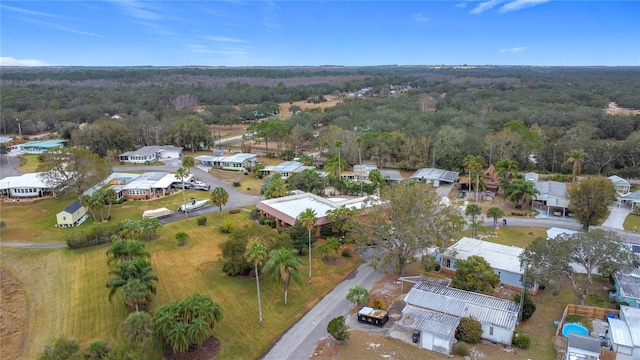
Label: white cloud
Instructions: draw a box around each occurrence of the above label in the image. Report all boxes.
[1,4,63,18]
[455,2,468,8]
[499,47,527,53]
[203,36,247,43]
[109,0,162,20]
[470,0,505,14]
[499,0,550,13]
[412,12,430,23]
[0,57,52,66]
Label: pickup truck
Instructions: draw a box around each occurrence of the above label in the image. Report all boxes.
[357,306,389,327]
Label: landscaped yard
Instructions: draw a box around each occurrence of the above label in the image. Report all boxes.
[1,209,361,359]
[623,212,640,232]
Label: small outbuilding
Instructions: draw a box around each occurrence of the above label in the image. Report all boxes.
[56,200,88,228]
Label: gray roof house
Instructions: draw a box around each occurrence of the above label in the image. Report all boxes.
[409,168,459,186]
[606,306,640,359]
[118,146,183,164]
[397,282,521,347]
[261,161,314,179]
[565,334,601,360]
[534,181,569,217]
[619,189,640,212]
[613,267,640,308]
[195,153,257,171]
[608,175,631,196]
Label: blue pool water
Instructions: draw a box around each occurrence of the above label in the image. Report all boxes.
[562,322,589,337]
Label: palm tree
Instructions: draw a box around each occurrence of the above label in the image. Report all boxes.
[102,188,117,220]
[324,154,345,179]
[316,242,331,261]
[106,238,151,265]
[504,179,540,209]
[175,167,190,219]
[81,194,97,222]
[210,186,229,216]
[563,149,586,182]
[495,159,518,179]
[463,155,486,202]
[245,240,268,327]
[182,155,195,173]
[335,140,343,178]
[297,208,317,284]
[122,311,154,345]
[486,206,505,228]
[465,203,482,239]
[263,248,304,305]
[355,136,364,165]
[106,258,158,303]
[122,279,151,312]
[325,237,342,261]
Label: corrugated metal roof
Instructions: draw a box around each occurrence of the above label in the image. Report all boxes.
[608,318,634,348]
[608,175,630,187]
[398,305,460,338]
[444,237,524,274]
[263,161,312,174]
[409,168,459,183]
[619,306,640,347]
[0,172,54,189]
[615,269,640,300]
[379,169,404,181]
[404,282,520,330]
[535,181,568,207]
[547,227,579,239]
[123,172,187,190]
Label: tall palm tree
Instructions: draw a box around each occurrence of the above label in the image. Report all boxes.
[175,167,190,220]
[245,240,268,327]
[355,136,364,165]
[182,155,195,173]
[106,238,151,265]
[106,258,158,303]
[263,248,304,305]
[464,155,486,202]
[486,206,505,228]
[504,179,540,209]
[465,203,482,239]
[210,186,229,216]
[102,188,117,220]
[81,194,97,222]
[335,140,343,179]
[495,159,518,179]
[297,208,317,284]
[563,149,586,182]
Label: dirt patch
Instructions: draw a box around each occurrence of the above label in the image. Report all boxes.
[0,269,27,360]
[163,336,220,360]
[198,261,217,271]
[279,95,343,115]
[368,274,403,312]
[605,102,640,116]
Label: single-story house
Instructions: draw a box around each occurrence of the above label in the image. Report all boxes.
[0,172,56,198]
[56,200,88,228]
[256,192,383,227]
[613,267,640,308]
[619,190,640,212]
[608,175,631,196]
[379,169,404,183]
[398,281,521,346]
[606,306,640,360]
[118,146,183,163]
[19,139,68,154]
[460,164,500,192]
[525,172,539,183]
[342,164,378,182]
[195,153,257,171]
[409,168,459,187]
[440,237,537,293]
[261,161,315,179]
[534,181,569,217]
[564,334,601,360]
[121,172,186,199]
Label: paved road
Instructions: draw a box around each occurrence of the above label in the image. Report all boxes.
[0,242,67,248]
[261,262,384,360]
[0,155,23,179]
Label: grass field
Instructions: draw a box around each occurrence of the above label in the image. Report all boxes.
[623,212,640,232]
[1,210,361,359]
[15,154,40,172]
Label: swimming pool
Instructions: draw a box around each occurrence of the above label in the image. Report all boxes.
[562,322,589,337]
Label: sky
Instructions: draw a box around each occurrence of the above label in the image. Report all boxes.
[1,0,639,67]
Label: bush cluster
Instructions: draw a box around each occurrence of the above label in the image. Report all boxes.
[512,330,531,349]
[197,216,207,226]
[67,223,122,249]
[452,341,469,356]
[232,181,241,187]
[228,209,241,214]
[456,317,482,343]
[341,248,352,258]
[370,298,386,310]
[219,219,235,233]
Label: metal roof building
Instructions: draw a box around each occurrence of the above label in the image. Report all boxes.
[443,237,524,274]
[379,169,404,182]
[614,267,640,308]
[607,306,640,358]
[409,168,459,184]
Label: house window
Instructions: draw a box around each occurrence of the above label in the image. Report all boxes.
[489,327,494,336]
[63,216,66,220]
[444,258,451,268]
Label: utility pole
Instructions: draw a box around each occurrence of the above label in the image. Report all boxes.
[16,118,22,137]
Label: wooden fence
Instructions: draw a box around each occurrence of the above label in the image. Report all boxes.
[554,304,619,353]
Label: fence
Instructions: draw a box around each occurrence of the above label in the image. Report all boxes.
[554,304,620,354]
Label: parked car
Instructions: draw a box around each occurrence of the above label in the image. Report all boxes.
[172,182,192,189]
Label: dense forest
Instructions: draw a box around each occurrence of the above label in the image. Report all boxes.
[1,66,639,178]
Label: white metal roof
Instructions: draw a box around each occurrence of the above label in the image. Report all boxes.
[525,172,539,182]
[608,318,634,348]
[615,268,640,301]
[379,169,404,181]
[404,282,520,330]
[547,227,579,239]
[0,172,54,189]
[608,175,630,187]
[398,305,460,338]
[123,172,191,190]
[353,164,378,173]
[535,181,568,207]
[619,306,640,347]
[444,237,524,274]
[263,161,313,174]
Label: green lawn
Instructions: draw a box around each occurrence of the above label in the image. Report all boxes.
[1,211,361,359]
[16,154,41,172]
[623,212,640,232]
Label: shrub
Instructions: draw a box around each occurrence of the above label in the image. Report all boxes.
[513,292,536,321]
[422,254,438,272]
[452,341,469,356]
[67,223,123,249]
[228,209,241,214]
[327,316,350,343]
[258,216,267,225]
[320,224,336,237]
[244,172,249,176]
[197,216,207,226]
[246,187,251,190]
[250,208,260,220]
[232,181,241,187]
[457,317,482,343]
[370,298,386,310]
[175,232,189,246]
[341,248,352,258]
[512,330,531,349]
[219,219,235,234]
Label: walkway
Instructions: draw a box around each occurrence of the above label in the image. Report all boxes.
[601,205,631,230]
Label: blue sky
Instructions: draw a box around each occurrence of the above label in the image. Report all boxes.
[1,1,639,67]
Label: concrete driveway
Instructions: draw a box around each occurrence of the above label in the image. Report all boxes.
[602,205,632,230]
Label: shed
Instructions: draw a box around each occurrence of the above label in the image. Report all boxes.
[395,305,460,354]
[565,334,601,360]
[56,200,88,228]
[607,306,640,360]
[525,172,539,183]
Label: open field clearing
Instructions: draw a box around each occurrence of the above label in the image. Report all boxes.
[1,211,361,359]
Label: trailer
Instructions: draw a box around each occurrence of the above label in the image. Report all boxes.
[178,198,209,213]
[142,207,174,219]
[357,306,389,327]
